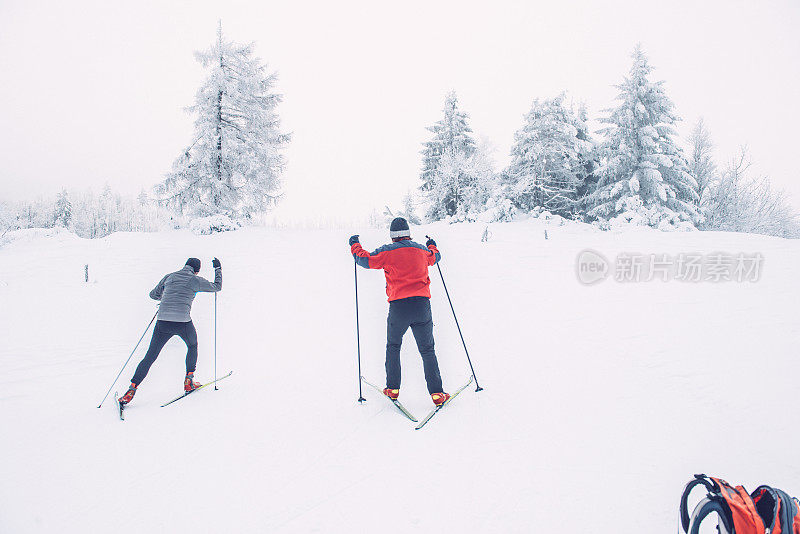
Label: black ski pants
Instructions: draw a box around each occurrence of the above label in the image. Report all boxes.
[131,320,198,385]
[386,296,443,394]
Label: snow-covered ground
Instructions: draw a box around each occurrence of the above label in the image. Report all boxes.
[1,220,799,533]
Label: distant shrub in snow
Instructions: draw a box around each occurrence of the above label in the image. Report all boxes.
[477,197,517,223]
[426,146,498,222]
[398,190,422,225]
[190,214,240,235]
[607,196,695,232]
[701,150,800,238]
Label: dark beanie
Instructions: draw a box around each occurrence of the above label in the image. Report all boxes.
[185,258,201,273]
[390,217,411,239]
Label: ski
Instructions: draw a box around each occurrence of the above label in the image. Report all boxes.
[414,376,474,430]
[160,371,233,408]
[360,376,418,422]
[114,392,125,421]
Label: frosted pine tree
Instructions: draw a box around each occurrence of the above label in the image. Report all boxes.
[421,92,476,194]
[507,94,594,217]
[98,184,117,236]
[54,189,72,228]
[157,22,289,219]
[586,46,700,228]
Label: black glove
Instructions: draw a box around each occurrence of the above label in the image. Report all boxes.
[426,238,436,247]
[212,257,221,269]
[349,235,360,246]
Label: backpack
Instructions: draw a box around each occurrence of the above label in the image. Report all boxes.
[680,474,800,534]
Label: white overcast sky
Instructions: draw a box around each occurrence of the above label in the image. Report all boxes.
[1,0,798,221]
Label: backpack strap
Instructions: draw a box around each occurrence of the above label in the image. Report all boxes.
[773,488,799,534]
[688,496,735,534]
[681,474,720,532]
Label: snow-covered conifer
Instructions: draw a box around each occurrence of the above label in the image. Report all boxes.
[157,22,290,219]
[420,92,476,194]
[54,189,72,228]
[586,46,700,227]
[506,94,594,217]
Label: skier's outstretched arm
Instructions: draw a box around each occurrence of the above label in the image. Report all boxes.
[193,258,223,292]
[350,235,386,269]
[149,275,168,300]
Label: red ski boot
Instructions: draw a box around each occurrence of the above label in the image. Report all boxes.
[119,383,137,405]
[431,392,451,406]
[184,372,202,392]
[382,388,400,400]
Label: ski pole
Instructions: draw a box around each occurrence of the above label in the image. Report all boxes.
[0,220,14,240]
[354,258,366,403]
[214,292,218,390]
[96,309,158,407]
[427,235,484,392]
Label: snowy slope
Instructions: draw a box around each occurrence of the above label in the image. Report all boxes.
[1,220,799,533]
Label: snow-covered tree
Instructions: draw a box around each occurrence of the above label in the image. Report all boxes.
[398,190,422,225]
[0,201,15,237]
[54,189,72,228]
[420,91,476,194]
[688,118,716,203]
[98,184,116,236]
[425,141,497,221]
[586,46,700,228]
[8,185,173,238]
[157,22,290,219]
[506,94,595,217]
[701,148,799,237]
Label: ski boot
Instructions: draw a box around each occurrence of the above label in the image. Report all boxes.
[382,388,400,400]
[431,392,451,406]
[119,383,137,405]
[184,372,202,392]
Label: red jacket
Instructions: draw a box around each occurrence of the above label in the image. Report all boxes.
[352,239,441,301]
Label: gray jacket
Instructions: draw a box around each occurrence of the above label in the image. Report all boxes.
[150,265,222,322]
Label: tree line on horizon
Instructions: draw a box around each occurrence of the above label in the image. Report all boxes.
[2,32,797,239]
[406,46,798,237]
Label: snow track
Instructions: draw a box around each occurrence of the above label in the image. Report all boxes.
[1,220,798,532]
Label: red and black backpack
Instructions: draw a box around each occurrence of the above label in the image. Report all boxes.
[680,474,800,534]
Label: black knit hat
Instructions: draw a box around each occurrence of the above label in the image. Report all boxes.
[389,217,411,239]
[185,258,201,273]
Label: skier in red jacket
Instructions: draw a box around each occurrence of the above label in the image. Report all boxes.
[350,217,450,406]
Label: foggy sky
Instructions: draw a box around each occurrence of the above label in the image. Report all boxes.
[1,0,798,221]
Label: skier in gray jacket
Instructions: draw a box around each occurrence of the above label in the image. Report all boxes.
[119,257,222,405]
